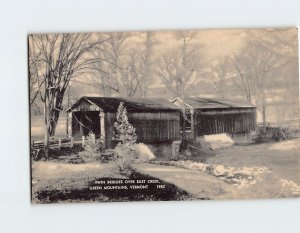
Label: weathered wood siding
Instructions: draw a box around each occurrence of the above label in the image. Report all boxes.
[105,112,116,149]
[194,108,256,136]
[105,111,180,149]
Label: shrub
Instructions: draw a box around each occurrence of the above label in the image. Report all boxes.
[171,138,214,162]
[255,126,295,143]
[114,143,137,175]
[78,132,105,162]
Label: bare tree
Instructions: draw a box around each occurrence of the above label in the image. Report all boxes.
[89,32,131,96]
[139,31,155,97]
[103,32,131,94]
[157,31,201,98]
[29,37,44,109]
[121,48,141,97]
[231,34,294,126]
[208,56,231,98]
[261,28,298,60]
[29,33,104,157]
[89,35,115,96]
[156,31,202,141]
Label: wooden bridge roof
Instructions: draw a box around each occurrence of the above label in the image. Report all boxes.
[68,96,255,113]
[172,97,255,110]
[68,96,179,112]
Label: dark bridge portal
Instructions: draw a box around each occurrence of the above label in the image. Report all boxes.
[71,111,100,139]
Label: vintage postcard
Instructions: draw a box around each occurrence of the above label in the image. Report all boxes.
[29,28,300,204]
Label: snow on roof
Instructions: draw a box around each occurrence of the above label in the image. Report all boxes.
[172,97,255,110]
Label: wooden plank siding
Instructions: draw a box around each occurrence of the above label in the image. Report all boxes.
[105,111,181,149]
[194,108,256,136]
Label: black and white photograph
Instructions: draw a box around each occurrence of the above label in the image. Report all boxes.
[29,28,300,204]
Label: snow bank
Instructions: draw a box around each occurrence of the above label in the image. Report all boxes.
[199,133,234,150]
[134,143,156,162]
[279,179,300,196]
[269,140,298,151]
[152,160,270,189]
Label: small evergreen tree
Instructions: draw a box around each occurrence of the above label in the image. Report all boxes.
[113,102,137,173]
[113,102,137,146]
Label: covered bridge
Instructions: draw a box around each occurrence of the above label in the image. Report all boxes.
[67,96,181,149]
[171,97,256,137]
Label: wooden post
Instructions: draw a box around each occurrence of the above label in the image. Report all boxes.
[58,137,62,149]
[91,133,96,145]
[99,111,105,147]
[67,112,72,137]
[70,136,74,148]
[82,136,85,148]
[191,108,195,139]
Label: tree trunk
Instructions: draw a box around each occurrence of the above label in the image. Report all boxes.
[66,85,70,135]
[43,90,65,158]
[179,110,188,153]
[182,115,186,139]
[49,90,65,136]
[262,90,267,127]
[43,100,49,159]
[49,109,60,136]
[262,102,266,127]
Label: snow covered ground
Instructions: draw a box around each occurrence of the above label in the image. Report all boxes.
[205,138,300,199]
[31,138,300,202]
[139,138,300,200]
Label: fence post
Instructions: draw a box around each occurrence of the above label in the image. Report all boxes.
[91,133,96,145]
[82,136,85,148]
[70,136,73,148]
[58,137,62,149]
